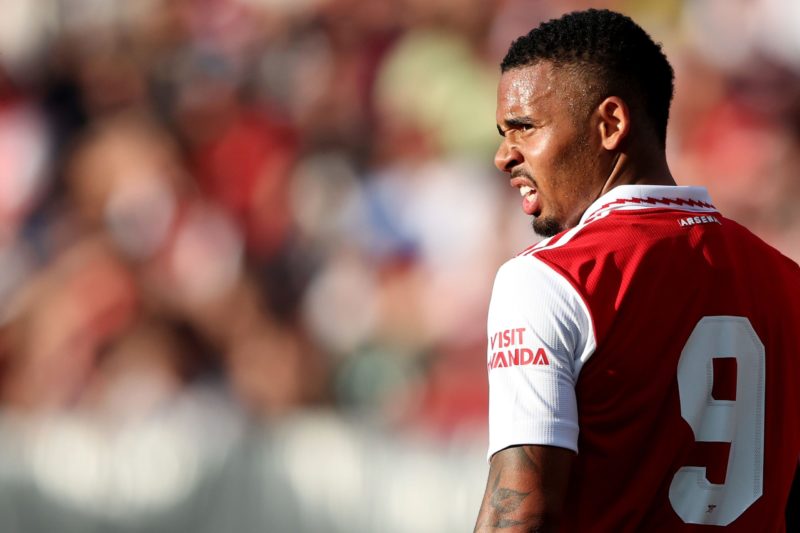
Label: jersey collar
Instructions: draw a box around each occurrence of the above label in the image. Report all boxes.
[579,185,717,225]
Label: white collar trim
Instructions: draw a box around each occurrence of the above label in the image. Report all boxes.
[580,185,716,225]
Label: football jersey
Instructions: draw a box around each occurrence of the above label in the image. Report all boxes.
[486,184,800,531]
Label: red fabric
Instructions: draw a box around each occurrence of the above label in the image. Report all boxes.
[534,208,800,532]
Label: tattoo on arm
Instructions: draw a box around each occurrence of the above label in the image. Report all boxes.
[474,446,571,533]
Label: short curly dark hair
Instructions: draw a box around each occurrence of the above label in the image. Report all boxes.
[501,9,674,147]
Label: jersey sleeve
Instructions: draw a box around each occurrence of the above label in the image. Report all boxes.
[486,255,595,460]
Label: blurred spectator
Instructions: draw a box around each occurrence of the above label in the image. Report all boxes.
[1,237,138,412]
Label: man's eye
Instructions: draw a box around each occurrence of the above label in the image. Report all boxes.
[497,123,534,137]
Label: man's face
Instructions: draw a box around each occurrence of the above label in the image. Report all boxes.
[495,62,604,237]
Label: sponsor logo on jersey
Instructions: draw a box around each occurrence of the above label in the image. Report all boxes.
[488,347,550,370]
[678,215,721,227]
[488,327,550,370]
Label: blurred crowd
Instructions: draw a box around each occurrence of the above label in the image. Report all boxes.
[0,0,798,438]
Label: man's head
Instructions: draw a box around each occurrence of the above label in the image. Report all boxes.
[495,9,675,237]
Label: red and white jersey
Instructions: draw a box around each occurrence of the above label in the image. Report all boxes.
[487,185,800,531]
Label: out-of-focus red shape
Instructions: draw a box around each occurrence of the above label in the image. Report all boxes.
[191,110,298,259]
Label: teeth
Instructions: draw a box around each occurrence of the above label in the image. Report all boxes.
[519,186,533,197]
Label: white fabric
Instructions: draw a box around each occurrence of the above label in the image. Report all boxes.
[580,185,716,224]
[486,255,594,460]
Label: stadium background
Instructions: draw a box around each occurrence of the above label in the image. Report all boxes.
[0,0,797,531]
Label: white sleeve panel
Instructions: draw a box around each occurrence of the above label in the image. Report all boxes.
[487,255,595,460]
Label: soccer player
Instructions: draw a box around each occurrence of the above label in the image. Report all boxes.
[475,9,800,532]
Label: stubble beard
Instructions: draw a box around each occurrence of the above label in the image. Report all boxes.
[532,215,563,238]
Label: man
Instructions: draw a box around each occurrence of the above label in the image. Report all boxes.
[475,9,800,532]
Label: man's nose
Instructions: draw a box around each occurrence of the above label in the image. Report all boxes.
[494,141,522,173]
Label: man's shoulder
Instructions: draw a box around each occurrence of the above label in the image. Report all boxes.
[491,251,593,320]
[494,252,571,291]
[721,216,800,270]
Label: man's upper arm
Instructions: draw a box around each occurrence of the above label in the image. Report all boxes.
[478,255,592,531]
[474,444,575,532]
[486,255,594,459]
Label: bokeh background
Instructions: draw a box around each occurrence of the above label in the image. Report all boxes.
[0,0,797,531]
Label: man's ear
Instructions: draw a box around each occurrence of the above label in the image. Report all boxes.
[597,96,630,151]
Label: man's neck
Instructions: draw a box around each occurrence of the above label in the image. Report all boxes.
[599,151,676,197]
